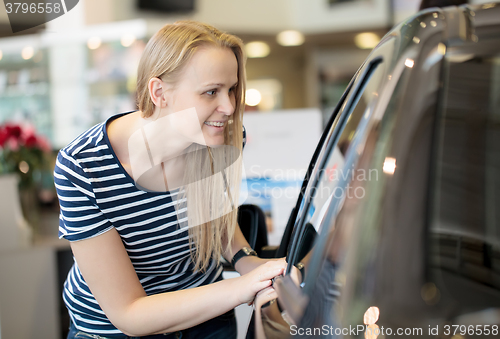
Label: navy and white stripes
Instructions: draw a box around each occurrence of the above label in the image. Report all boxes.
[55,112,222,337]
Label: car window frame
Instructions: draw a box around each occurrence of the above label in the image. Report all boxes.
[285,56,384,276]
[271,56,385,326]
[275,76,355,259]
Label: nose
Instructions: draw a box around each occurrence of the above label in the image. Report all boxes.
[217,93,235,116]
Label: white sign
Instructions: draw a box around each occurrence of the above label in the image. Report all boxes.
[242,108,322,180]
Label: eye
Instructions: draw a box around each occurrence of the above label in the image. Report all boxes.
[206,89,217,96]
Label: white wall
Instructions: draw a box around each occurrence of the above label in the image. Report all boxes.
[0,248,60,339]
[291,0,391,33]
[82,0,392,34]
[83,0,293,34]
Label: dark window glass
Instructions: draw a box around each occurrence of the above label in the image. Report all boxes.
[288,59,385,284]
[430,48,500,313]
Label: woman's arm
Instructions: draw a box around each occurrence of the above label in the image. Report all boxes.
[225,223,302,283]
[71,227,286,336]
[223,223,282,275]
[254,287,290,339]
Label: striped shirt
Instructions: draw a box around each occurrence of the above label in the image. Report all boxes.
[55,112,239,337]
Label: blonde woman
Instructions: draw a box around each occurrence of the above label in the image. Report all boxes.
[55,21,285,339]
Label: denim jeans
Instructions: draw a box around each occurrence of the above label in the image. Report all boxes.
[67,309,237,339]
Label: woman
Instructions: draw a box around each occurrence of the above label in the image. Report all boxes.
[55,21,285,338]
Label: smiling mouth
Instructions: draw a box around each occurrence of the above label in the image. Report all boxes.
[204,121,225,127]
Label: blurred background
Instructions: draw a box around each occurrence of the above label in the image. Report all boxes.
[0,0,492,338]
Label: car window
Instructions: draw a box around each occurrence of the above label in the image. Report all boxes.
[319,37,500,337]
[286,58,386,278]
[429,44,500,314]
[293,26,443,332]
[273,80,355,260]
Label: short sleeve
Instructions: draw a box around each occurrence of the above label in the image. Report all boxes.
[54,151,114,241]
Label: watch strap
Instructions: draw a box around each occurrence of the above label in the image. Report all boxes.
[231,247,257,267]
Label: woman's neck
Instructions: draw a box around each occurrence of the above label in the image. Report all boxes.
[107,110,193,191]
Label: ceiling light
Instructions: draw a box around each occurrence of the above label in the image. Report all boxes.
[277,30,304,46]
[87,37,102,50]
[245,41,270,58]
[437,43,446,55]
[405,58,415,68]
[19,161,29,174]
[22,46,34,60]
[363,306,380,325]
[245,89,262,106]
[354,32,380,49]
[383,157,397,174]
[121,34,136,47]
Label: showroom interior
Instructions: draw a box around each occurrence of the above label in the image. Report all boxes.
[0,0,495,338]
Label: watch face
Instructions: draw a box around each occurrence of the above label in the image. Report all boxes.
[243,247,252,255]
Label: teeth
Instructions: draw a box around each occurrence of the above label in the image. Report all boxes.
[205,121,224,127]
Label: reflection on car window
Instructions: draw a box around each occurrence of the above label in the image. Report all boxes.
[430,50,500,311]
[290,59,386,270]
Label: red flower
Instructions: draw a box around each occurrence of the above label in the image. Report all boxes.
[0,122,52,152]
[7,137,19,151]
[24,134,38,148]
[0,127,8,148]
[5,124,22,139]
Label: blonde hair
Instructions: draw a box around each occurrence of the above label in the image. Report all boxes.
[136,21,246,271]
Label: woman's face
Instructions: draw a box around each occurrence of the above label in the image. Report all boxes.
[165,46,239,147]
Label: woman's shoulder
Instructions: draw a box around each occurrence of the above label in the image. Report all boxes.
[60,111,137,159]
[59,122,108,160]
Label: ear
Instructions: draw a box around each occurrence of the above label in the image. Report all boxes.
[148,77,168,108]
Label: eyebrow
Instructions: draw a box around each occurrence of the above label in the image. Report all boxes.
[202,82,238,88]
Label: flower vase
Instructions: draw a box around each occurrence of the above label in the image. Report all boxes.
[19,185,40,231]
[0,174,33,249]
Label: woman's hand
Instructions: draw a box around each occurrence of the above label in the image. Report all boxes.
[254,286,278,310]
[234,259,286,305]
[254,286,278,339]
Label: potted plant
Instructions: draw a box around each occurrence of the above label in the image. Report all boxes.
[0,122,52,229]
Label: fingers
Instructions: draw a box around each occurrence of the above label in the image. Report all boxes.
[257,261,287,282]
[246,282,273,306]
[241,259,287,306]
[255,286,278,309]
[256,286,276,297]
[245,276,273,306]
[255,279,273,291]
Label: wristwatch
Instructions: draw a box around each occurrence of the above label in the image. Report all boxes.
[231,247,257,267]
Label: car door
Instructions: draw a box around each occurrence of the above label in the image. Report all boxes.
[270,5,452,335]
[272,4,500,339]
[273,40,394,325]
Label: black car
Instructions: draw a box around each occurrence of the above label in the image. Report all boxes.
[257,3,500,338]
